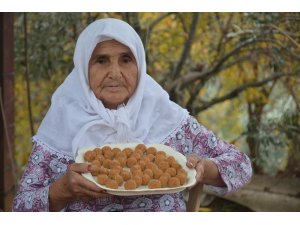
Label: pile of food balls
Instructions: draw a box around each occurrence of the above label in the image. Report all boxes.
[83,144,188,190]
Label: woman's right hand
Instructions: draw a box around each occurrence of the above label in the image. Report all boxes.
[49,163,109,211]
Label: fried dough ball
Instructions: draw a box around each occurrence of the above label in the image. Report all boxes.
[148,179,162,189]
[120,170,132,181]
[103,150,114,160]
[109,169,120,179]
[123,148,133,157]
[93,148,103,156]
[91,159,101,167]
[111,159,121,168]
[90,164,101,176]
[167,156,176,164]
[146,154,155,162]
[158,161,170,172]
[134,148,144,156]
[145,162,158,171]
[138,160,146,171]
[112,147,121,157]
[102,146,112,154]
[168,177,181,188]
[159,175,169,187]
[176,173,187,185]
[153,168,163,179]
[84,150,96,162]
[130,164,142,172]
[102,159,112,169]
[132,170,143,178]
[131,152,142,161]
[112,174,124,186]
[143,168,154,179]
[171,161,182,170]
[146,147,157,155]
[165,167,177,177]
[177,168,187,176]
[99,167,109,175]
[141,155,150,163]
[116,151,127,159]
[132,175,142,187]
[156,151,167,157]
[135,144,147,153]
[97,174,109,185]
[124,179,137,190]
[142,174,151,185]
[154,154,166,164]
[106,179,118,189]
[95,154,105,164]
[115,156,126,167]
[126,157,137,168]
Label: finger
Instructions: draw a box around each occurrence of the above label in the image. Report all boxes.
[68,163,90,173]
[186,154,200,168]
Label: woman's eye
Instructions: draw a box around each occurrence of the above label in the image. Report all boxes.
[122,55,132,63]
[97,57,107,64]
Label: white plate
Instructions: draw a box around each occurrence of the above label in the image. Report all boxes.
[75,143,197,196]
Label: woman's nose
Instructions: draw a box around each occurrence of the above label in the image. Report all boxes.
[109,62,122,79]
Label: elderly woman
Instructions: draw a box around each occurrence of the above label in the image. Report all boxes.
[13,18,252,212]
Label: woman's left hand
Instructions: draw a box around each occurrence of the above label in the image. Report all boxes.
[186,154,205,185]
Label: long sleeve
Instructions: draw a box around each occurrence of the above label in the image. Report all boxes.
[164,116,252,195]
[12,142,73,211]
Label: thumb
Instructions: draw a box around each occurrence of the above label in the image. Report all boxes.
[68,163,90,173]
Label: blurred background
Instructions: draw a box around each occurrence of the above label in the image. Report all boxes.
[0,12,299,211]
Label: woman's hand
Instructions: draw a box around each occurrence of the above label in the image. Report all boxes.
[186,154,226,187]
[186,154,205,185]
[49,163,109,211]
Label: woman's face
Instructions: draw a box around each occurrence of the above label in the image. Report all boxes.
[88,40,138,109]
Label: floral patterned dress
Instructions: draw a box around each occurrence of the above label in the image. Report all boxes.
[12,116,252,211]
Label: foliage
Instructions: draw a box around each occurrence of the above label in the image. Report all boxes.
[14,12,300,177]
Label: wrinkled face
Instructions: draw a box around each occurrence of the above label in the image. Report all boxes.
[88,40,138,109]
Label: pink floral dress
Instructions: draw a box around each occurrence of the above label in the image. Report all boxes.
[12,116,252,211]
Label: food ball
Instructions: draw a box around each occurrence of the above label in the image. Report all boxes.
[167,156,176,164]
[142,174,151,185]
[124,179,137,190]
[156,151,167,157]
[146,147,157,155]
[132,170,143,178]
[145,162,158,171]
[84,150,96,162]
[120,170,132,181]
[93,148,103,156]
[105,179,118,189]
[103,150,114,160]
[138,160,146,171]
[159,175,169,187]
[168,177,181,188]
[158,161,169,172]
[171,161,182,170]
[112,147,121,157]
[111,159,121,168]
[134,148,144,156]
[154,154,166,164]
[97,174,109,185]
[132,175,143,187]
[112,174,124,186]
[143,169,154,179]
[146,154,155,162]
[95,154,105,164]
[123,148,133,157]
[176,173,187,185]
[102,159,112,169]
[115,156,126,167]
[165,167,177,177]
[126,157,138,168]
[131,152,142,161]
[148,179,162,189]
[99,167,109,175]
[135,144,147,153]
[90,164,100,176]
[153,168,163,179]
[177,168,187,176]
[102,146,112,154]
[109,169,120,179]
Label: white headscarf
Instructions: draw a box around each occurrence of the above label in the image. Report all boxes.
[33,18,189,159]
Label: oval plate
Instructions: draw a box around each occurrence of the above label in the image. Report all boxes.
[75,143,197,196]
